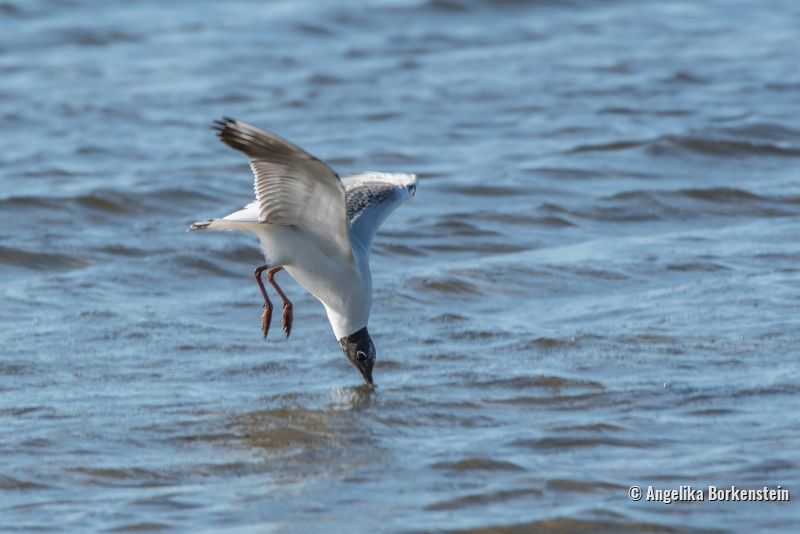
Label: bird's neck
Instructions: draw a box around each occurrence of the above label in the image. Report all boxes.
[323,254,372,339]
[324,238,372,340]
[325,305,368,340]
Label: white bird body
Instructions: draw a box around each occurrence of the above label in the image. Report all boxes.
[205,206,372,338]
[190,118,416,384]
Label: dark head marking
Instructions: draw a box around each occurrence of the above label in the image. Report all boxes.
[338,327,376,385]
[346,185,396,221]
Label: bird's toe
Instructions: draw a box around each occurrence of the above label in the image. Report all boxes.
[261,303,273,339]
[282,303,293,338]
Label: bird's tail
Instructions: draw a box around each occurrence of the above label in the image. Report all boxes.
[187,219,250,232]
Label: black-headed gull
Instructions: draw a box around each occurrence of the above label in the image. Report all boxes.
[190,118,417,385]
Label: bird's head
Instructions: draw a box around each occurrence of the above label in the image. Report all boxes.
[338,327,376,385]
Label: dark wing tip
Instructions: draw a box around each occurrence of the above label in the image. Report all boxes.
[212,116,236,135]
[209,117,333,175]
[212,117,254,153]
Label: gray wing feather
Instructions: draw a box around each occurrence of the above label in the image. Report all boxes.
[346,184,397,221]
[343,172,417,250]
[214,118,352,261]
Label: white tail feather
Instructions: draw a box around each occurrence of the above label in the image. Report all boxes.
[188,219,253,232]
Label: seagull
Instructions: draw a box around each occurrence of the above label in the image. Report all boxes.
[189,117,417,385]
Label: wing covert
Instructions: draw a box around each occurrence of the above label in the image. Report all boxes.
[342,172,417,250]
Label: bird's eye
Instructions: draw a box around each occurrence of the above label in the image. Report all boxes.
[356,350,367,361]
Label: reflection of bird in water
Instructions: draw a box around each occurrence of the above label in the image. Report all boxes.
[190,118,417,385]
[330,385,377,411]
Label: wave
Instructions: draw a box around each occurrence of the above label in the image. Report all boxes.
[476,374,604,390]
[510,435,656,450]
[475,211,576,227]
[426,487,543,511]
[567,139,647,154]
[430,457,525,471]
[0,474,52,491]
[0,245,91,271]
[551,187,800,223]
[0,187,219,217]
[655,136,800,158]
[412,275,482,295]
[374,243,428,257]
[422,242,528,254]
[597,106,692,117]
[568,123,800,158]
[452,518,712,534]
[169,254,240,278]
[397,0,579,13]
[0,1,27,18]
[677,187,763,202]
[432,219,501,237]
[59,28,141,47]
[293,22,337,37]
[447,184,538,196]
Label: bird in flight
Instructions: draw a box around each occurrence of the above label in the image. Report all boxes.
[189,118,417,385]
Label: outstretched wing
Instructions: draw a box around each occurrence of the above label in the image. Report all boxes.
[342,172,417,250]
[213,117,352,261]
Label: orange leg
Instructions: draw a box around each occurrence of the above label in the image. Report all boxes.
[254,265,272,339]
[267,267,293,338]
